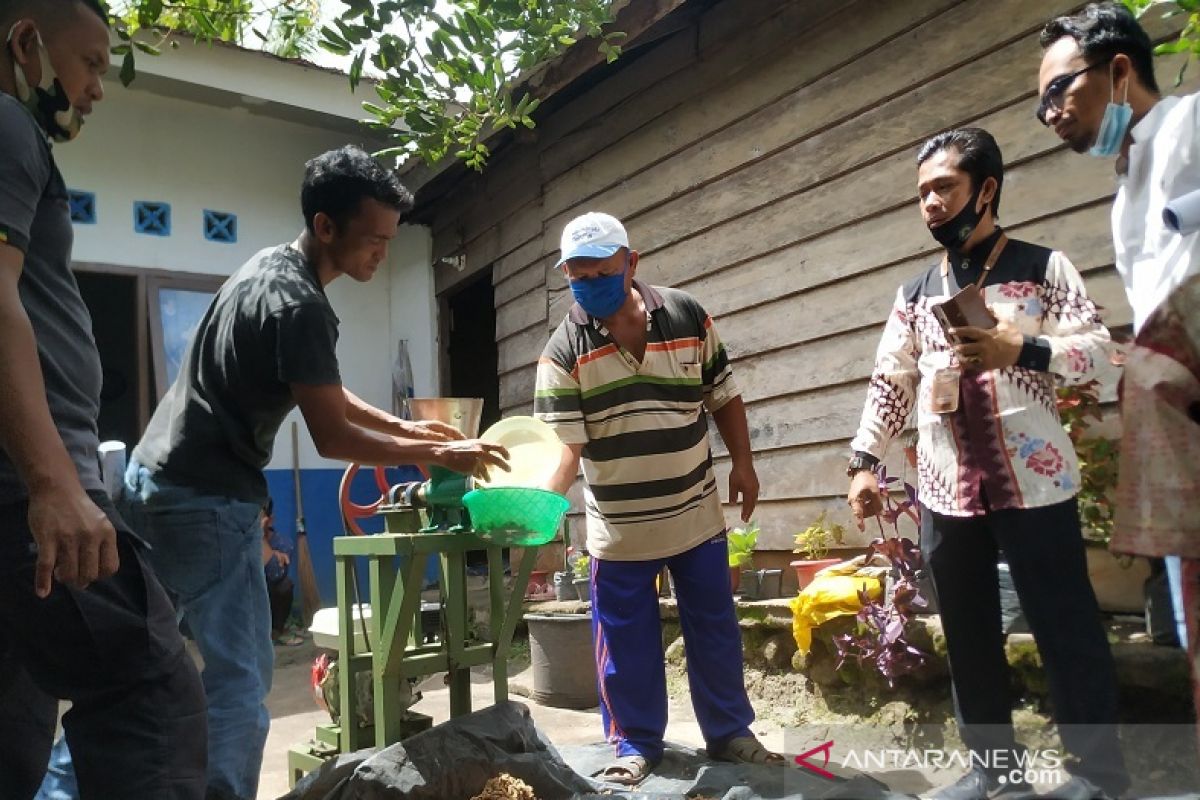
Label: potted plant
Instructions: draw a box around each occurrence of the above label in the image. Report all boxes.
[570,551,592,604]
[790,511,845,590]
[727,521,758,594]
[1057,381,1150,613]
[525,569,552,601]
[553,570,577,602]
[554,544,579,601]
[833,534,929,687]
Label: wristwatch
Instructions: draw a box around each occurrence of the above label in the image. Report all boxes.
[846,453,877,478]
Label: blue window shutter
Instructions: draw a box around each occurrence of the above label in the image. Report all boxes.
[134,201,171,236]
[68,190,96,224]
[203,210,237,244]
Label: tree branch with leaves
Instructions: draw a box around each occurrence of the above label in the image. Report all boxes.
[1122,0,1200,84]
[321,0,622,169]
[106,0,622,170]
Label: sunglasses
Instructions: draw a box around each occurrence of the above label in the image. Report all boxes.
[1035,57,1112,126]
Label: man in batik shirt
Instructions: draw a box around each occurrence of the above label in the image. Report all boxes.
[847,128,1127,800]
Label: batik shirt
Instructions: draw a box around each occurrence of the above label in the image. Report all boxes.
[851,230,1111,517]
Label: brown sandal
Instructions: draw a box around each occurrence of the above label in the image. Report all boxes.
[709,735,786,765]
[593,754,653,786]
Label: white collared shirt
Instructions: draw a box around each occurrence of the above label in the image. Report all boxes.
[1112,92,1200,333]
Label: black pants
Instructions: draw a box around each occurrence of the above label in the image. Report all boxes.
[920,497,1129,794]
[0,491,207,800]
[268,574,295,634]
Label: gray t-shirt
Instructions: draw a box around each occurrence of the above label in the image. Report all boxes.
[133,245,341,504]
[0,95,103,501]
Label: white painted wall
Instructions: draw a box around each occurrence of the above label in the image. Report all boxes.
[129,35,371,124]
[53,66,438,472]
[59,84,373,277]
[389,224,439,398]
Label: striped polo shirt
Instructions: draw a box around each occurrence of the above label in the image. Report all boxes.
[534,281,739,561]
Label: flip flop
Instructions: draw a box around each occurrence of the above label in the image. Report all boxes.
[592,754,653,786]
[709,735,786,765]
[273,632,305,647]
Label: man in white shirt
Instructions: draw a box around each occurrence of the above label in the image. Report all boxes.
[1039,0,1200,754]
[1039,2,1199,331]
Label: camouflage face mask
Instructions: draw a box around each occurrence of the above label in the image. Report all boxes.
[6,25,83,143]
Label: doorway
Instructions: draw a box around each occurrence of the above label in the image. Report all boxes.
[72,264,227,448]
[444,269,501,433]
[75,271,146,448]
[442,269,502,572]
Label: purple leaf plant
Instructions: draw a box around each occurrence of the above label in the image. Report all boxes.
[832,464,930,688]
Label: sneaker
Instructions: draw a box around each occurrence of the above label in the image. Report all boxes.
[927,767,1034,800]
[1038,776,1114,800]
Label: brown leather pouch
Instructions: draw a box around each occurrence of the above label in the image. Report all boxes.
[932,285,997,343]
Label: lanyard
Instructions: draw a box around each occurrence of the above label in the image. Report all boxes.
[940,233,1008,297]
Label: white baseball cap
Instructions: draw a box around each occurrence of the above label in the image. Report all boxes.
[556,212,629,267]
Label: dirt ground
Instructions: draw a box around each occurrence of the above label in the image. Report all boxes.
[259,633,1200,799]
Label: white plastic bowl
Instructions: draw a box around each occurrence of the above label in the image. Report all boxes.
[308,604,372,653]
[477,415,563,489]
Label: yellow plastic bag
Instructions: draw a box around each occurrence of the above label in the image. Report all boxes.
[790,574,882,654]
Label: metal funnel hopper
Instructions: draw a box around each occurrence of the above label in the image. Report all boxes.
[407,398,484,438]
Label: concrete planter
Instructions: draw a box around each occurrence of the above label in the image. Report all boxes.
[527,613,598,709]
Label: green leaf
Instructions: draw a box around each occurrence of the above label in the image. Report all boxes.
[119,50,137,87]
[192,12,220,38]
[1155,38,1190,54]
[137,0,162,28]
[320,27,353,56]
[349,50,367,91]
[463,12,484,44]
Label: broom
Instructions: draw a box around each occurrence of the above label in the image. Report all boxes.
[292,421,322,626]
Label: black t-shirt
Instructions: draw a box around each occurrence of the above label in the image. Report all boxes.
[0,96,103,501]
[134,245,340,504]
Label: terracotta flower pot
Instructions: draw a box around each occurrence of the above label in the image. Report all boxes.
[790,558,841,591]
[526,569,551,600]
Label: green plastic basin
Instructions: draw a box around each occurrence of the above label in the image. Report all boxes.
[462,487,569,546]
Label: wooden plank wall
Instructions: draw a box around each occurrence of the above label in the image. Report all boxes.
[421,0,1193,552]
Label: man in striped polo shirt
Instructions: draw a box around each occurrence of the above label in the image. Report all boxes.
[536,212,781,786]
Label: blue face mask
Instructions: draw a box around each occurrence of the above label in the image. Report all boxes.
[570,267,628,319]
[1089,68,1132,158]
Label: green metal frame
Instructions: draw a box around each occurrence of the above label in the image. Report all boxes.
[329,509,536,754]
[288,498,541,787]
